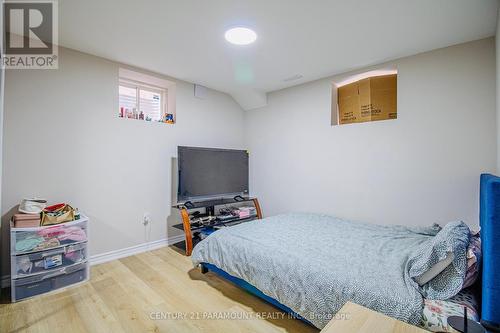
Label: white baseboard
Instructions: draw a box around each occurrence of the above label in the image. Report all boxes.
[1,235,186,288]
[89,234,185,266]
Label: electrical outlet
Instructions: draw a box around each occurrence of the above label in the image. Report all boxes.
[143,213,151,226]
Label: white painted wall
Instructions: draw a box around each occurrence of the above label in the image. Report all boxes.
[0,1,5,281]
[0,0,4,222]
[245,38,496,228]
[1,47,245,273]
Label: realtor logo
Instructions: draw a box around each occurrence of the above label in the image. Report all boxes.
[2,1,58,69]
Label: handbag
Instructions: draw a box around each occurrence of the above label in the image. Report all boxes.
[19,198,47,214]
[41,203,75,226]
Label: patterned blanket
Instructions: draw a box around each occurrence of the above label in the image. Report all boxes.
[192,213,469,328]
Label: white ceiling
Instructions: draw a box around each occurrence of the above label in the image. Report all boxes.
[59,0,498,110]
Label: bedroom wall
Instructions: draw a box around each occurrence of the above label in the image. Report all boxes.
[1,47,245,277]
[0,1,4,231]
[0,2,4,281]
[245,38,496,228]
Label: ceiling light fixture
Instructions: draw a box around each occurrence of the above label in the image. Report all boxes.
[225,27,257,45]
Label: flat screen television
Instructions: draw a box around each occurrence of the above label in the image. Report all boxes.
[177,146,249,202]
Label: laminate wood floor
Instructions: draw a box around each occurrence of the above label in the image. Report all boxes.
[0,246,317,333]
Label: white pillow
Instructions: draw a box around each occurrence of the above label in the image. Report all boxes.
[414,252,454,286]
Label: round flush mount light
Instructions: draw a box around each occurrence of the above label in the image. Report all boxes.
[224,27,257,45]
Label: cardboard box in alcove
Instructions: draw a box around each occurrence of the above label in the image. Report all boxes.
[337,74,397,125]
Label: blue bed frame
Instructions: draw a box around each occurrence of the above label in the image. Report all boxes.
[200,263,314,326]
[200,174,500,331]
[480,174,500,331]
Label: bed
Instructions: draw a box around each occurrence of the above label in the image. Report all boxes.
[191,174,500,332]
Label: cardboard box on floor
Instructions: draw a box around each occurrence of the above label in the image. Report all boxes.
[337,74,397,125]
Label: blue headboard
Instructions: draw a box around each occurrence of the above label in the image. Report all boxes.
[480,174,500,330]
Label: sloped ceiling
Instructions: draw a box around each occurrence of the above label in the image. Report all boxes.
[58,0,498,110]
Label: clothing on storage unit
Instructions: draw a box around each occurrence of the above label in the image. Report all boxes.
[14,224,87,253]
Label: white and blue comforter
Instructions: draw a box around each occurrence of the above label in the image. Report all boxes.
[191,213,469,329]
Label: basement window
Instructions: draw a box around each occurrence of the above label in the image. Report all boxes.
[119,81,166,122]
[118,68,176,124]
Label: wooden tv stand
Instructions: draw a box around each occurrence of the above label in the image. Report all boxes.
[171,196,262,256]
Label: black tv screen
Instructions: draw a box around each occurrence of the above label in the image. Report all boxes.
[177,146,249,201]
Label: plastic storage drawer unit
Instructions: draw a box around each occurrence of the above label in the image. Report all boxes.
[10,214,89,302]
[12,242,88,278]
[11,217,88,255]
[12,262,88,302]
